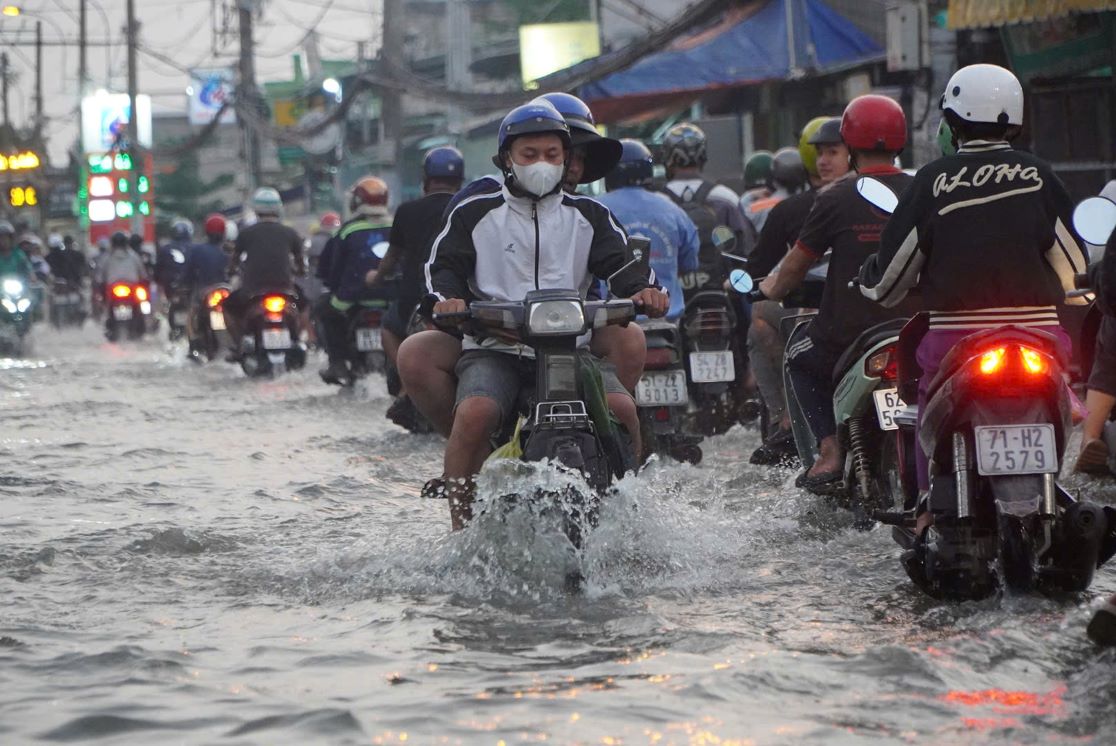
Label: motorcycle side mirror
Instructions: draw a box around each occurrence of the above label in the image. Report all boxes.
[1072,196,1116,246]
[856,176,899,215]
[627,236,651,269]
[728,268,754,294]
[712,225,736,253]
[372,241,390,260]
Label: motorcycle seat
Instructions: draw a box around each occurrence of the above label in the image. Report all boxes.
[831,317,909,383]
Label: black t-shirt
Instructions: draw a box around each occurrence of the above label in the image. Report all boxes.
[749,189,817,278]
[795,168,917,349]
[236,220,303,294]
[390,191,454,306]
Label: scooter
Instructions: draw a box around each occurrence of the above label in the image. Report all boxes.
[435,289,636,552]
[187,284,231,362]
[0,275,34,356]
[166,288,189,341]
[635,317,703,464]
[48,279,86,329]
[235,291,307,377]
[854,177,1116,599]
[104,281,156,342]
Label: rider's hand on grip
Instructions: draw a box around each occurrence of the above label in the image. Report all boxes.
[631,288,669,318]
[432,298,469,326]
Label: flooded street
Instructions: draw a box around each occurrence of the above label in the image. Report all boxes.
[2,326,1116,744]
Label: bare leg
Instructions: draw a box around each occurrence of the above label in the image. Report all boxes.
[606,392,640,463]
[748,301,790,432]
[383,327,403,369]
[443,396,502,529]
[591,323,645,392]
[397,330,462,437]
[1083,390,1116,441]
[808,435,843,477]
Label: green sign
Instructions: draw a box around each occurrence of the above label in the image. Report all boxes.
[1002,12,1115,82]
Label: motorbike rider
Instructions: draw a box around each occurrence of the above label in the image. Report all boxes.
[96,230,148,291]
[744,147,808,235]
[398,93,643,439]
[223,187,306,360]
[156,219,194,302]
[739,150,774,214]
[318,177,394,385]
[0,220,34,281]
[748,117,850,466]
[759,94,915,493]
[377,147,465,429]
[596,138,700,321]
[45,233,86,287]
[424,99,667,529]
[858,64,1089,514]
[182,214,231,342]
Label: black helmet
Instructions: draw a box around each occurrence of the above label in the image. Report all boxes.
[770,147,807,192]
[110,231,128,247]
[661,123,707,170]
[537,92,622,183]
[807,117,843,146]
[605,139,654,191]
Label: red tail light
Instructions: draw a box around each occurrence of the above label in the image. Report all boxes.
[654,407,671,422]
[979,346,1007,375]
[865,344,898,381]
[207,288,230,308]
[1019,346,1047,376]
[111,284,131,299]
[974,344,1052,380]
[134,286,148,302]
[644,347,676,369]
[262,295,287,314]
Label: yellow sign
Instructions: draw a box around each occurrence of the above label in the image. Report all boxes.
[519,22,601,89]
[948,0,1116,29]
[0,150,41,172]
[8,185,38,208]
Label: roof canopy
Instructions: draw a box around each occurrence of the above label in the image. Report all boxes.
[948,0,1116,29]
[578,0,883,123]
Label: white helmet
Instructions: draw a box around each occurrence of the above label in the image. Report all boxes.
[940,64,1023,127]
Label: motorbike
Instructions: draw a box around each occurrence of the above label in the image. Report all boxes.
[853,177,1116,599]
[104,281,156,342]
[166,288,189,342]
[635,317,703,464]
[0,275,34,356]
[235,290,307,377]
[186,284,232,362]
[48,279,86,329]
[435,288,636,553]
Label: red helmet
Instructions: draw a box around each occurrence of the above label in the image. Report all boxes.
[840,95,907,152]
[350,176,389,211]
[320,211,341,231]
[204,213,227,238]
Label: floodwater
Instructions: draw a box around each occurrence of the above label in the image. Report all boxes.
[2,326,1115,745]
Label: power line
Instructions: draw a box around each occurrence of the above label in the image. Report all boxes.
[255,0,337,59]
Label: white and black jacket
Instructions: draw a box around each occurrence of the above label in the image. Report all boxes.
[859,141,1091,330]
[425,185,653,348]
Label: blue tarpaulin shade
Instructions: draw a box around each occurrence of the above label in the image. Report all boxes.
[578,0,883,122]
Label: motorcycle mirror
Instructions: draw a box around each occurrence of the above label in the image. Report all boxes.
[372,241,390,260]
[628,236,651,269]
[1072,196,1116,246]
[728,268,754,294]
[712,225,736,252]
[855,176,899,215]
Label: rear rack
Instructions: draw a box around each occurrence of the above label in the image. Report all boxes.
[533,400,593,430]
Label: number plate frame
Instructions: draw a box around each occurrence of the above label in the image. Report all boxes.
[974,424,1058,476]
[112,304,133,321]
[872,388,905,431]
[636,370,689,407]
[261,327,292,350]
[209,311,226,331]
[689,351,735,383]
[355,327,383,352]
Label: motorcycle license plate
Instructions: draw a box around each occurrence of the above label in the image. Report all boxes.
[112,305,133,321]
[974,424,1058,476]
[356,327,382,352]
[689,351,735,383]
[873,388,906,431]
[262,327,292,350]
[636,371,689,406]
[171,311,185,327]
[209,311,226,331]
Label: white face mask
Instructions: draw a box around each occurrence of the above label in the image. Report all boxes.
[511,160,565,198]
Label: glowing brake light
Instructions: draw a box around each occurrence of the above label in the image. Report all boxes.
[1019,346,1047,375]
[979,347,1007,375]
[207,288,230,308]
[865,345,898,381]
[134,286,148,302]
[262,295,287,314]
[111,284,131,299]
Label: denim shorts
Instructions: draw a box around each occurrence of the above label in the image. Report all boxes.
[455,349,628,427]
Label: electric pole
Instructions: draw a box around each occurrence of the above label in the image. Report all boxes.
[238,0,262,197]
[80,0,88,94]
[381,0,404,195]
[1,52,9,130]
[126,0,142,234]
[35,21,43,136]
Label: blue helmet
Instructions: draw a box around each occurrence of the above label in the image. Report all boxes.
[423,146,465,181]
[605,139,654,191]
[497,100,571,154]
[537,92,598,142]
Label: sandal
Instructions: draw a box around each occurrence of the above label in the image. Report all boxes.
[1073,439,1110,475]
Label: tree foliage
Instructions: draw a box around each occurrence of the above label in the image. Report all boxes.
[153,150,234,223]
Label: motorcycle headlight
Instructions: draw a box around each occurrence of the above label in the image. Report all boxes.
[527,299,585,336]
[1,298,15,313]
[16,298,31,312]
[3,279,23,296]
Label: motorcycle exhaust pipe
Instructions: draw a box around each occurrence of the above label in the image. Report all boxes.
[953,432,972,519]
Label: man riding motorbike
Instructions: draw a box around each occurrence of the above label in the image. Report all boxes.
[739,150,774,214]
[223,187,306,360]
[182,213,232,350]
[858,64,1090,529]
[318,176,394,385]
[0,220,33,281]
[423,99,667,529]
[758,94,916,493]
[748,116,850,466]
[45,233,86,288]
[744,147,808,235]
[96,230,147,293]
[156,218,193,302]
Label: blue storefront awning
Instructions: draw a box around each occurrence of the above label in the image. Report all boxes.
[578,0,883,122]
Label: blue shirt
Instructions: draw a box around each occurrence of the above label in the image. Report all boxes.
[325,218,393,302]
[595,187,700,319]
[182,241,228,293]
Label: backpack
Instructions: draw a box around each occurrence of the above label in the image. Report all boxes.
[662,181,727,291]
